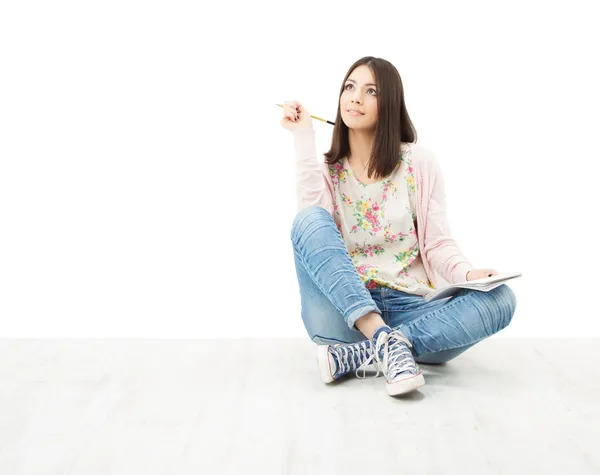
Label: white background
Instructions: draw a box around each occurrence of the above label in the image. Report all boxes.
[1,0,598,337]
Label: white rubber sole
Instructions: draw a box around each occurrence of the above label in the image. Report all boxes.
[386,371,426,396]
[317,345,335,383]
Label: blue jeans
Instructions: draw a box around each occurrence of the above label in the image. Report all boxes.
[290,206,517,365]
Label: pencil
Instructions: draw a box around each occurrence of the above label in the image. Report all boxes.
[276,104,335,126]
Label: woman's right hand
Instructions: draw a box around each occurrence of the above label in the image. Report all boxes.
[280,100,313,131]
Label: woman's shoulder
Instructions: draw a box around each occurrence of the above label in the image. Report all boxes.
[401,141,436,167]
[402,141,433,157]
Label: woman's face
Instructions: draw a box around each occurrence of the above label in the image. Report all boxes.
[340,65,378,131]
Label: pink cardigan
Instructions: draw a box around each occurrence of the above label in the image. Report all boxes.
[292,127,475,288]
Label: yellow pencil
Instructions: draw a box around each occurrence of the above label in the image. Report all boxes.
[276,103,335,126]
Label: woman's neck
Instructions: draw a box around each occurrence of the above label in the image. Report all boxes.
[347,128,375,169]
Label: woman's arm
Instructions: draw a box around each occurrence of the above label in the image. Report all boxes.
[292,128,335,215]
[422,153,475,284]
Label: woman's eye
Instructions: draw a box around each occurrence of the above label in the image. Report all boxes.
[345,84,377,95]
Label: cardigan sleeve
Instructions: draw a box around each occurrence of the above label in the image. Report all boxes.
[292,128,335,216]
[422,152,475,284]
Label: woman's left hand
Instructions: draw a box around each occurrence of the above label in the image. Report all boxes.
[466,268,499,281]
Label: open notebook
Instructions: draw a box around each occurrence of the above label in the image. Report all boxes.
[423,272,522,302]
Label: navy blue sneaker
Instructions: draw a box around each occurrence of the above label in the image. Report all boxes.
[317,340,376,383]
[372,327,425,396]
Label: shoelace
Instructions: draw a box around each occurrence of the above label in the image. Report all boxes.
[331,341,375,379]
[373,330,418,380]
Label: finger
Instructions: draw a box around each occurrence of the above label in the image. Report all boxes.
[284,101,300,111]
[287,101,301,113]
[284,105,300,116]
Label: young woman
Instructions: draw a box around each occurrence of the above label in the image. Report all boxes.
[280,56,517,397]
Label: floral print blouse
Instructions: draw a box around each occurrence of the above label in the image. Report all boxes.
[328,146,435,295]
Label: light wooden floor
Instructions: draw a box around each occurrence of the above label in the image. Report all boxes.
[0,338,598,474]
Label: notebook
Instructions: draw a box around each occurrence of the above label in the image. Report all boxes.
[423,272,522,302]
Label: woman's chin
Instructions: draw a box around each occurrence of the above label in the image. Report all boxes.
[345,124,375,132]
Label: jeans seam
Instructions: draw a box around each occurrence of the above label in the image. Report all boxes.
[401,290,472,332]
[403,321,488,355]
[380,287,388,313]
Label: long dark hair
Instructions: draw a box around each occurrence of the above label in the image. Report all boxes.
[324,56,418,180]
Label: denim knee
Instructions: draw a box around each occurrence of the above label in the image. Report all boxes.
[492,284,517,331]
[290,205,333,244]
